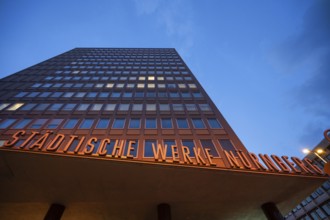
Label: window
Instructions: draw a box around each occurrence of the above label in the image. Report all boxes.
[62,103,76,111]
[104,104,116,111]
[0,119,17,129]
[186,104,197,111]
[75,92,86,98]
[95,119,110,129]
[112,118,125,128]
[192,118,205,128]
[111,92,120,98]
[0,103,10,110]
[159,104,170,111]
[207,118,222,128]
[147,83,155,88]
[193,92,202,98]
[91,104,103,111]
[182,140,195,156]
[145,118,156,128]
[169,92,179,98]
[106,83,114,88]
[99,92,108,98]
[20,103,37,111]
[135,92,144,97]
[46,119,63,129]
[49,103,63,111]
[87,92,97,98]
[219,139,235,151]
[164,140,175,157]
[181,92,191,98]
[63,119,79,129]
[137,83,144,89]
[15,92,28,98]
[132,104,143,111]
[79,119,94,129]
[34,103,50,111]
[200,140,218,157]
[51,92,63,98]
[177,118,188,128]
[161,118,172,128]
[30,119,47,129]
[144,140,157,157]
[118,104,129,111]
[63,92,74,98]
[200,104,211,111]
[129,119,140,128]
[123,92,132,98]
[7,103,24,111]
[13,119,32,129]
[188,84,197,89]
[39,92,51,97]
[77,104,90,111]
[146,104,156,111]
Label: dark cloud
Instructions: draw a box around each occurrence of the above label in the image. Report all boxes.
[275,0,330,144]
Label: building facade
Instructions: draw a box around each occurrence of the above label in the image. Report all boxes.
[285,135,330,220]
[0,48,327,220]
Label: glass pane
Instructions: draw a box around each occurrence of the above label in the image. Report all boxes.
[192,119,205,128]
[129,119,140,128]
[79,119,94,129]
[164,140,175,157]
[0,119,17,129]
[177,118,188,128]
[182,140,195,157]
[161,118,172,128]
[144,140,157,157]
[219,139,235,151]
[112,118,125,128]
[30,119,47,129]
[63,119,79,129]
[208,118,222,128]
[47,119,63,129]
[96,119,110,129]
[13,119,32,129]
[146,118,156,128]
[200,140,218,157]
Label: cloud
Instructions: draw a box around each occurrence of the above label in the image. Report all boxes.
[133,0,195,56]
[274,0,330,145]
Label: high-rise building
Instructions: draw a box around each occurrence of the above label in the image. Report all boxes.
[285,134,330,220]
[0,48,327,220]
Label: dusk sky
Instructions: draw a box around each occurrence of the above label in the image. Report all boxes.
[0,0,329,157]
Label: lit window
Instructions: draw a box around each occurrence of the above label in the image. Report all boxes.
[79,119,94,129]
[0,119,17,129]
[13,119,32,129]
[30,119,48,129]
[146,104,156,111]
[139,76,146,81]
[207,118,222,128]
[112,118,125,128]
[137,83,144,89]
[49,103,63,111]
[178,84,186,89]
[96,119,110,129]
[188,84,197,89]
[192,118,205,128]
[148,76,155,81]
[161,118,172,128]
[77,104,90,111]
[145,118,156,128]
[157,76,164,81]
[116,83,124,88]
[159,104,170,111]
[63,119,79,129]
[148,83,155,89]
[104,104,116,111]
[118,104,129,111]
[91,104,103,111]
[176,118,188,128]
[129,118,140,128]
[6,103,24,111]
[46,119,63,129]
[106,83,114,88]
[127,84,135,88]
[96,84,104,88]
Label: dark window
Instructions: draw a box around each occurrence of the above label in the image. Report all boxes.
[63,119,79,129]
[129,119,140,128]
[15,92,28,98]
[79,119,94,129]
[20,103,37,111]
[182,140,195,157]
[144,140,157,157]
[192,118,205,128]
[63,104,76,111]
[49,103,63,111]
[176,118,188,128]
[0,119,17,129]
[164,140,175,157]
[219,139,235,151]
[13,119,32,129]
[51,92,63,98]
[46,119,63,129]
[112,118,125,128]
[30,119,47,129]
[200,140,218,157]
[87,92,97,98]
[96,119,110,129]
[34,103,50,111]
[161,118,172,128]
[146,118,156,128]
[207,118,222,128]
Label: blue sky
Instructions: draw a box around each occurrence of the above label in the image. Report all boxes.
[0,0,329,157]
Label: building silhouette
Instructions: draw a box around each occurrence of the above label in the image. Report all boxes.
[0,48,327,220]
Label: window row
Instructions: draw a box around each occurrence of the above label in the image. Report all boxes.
[63,65,187,71]
[0,117,222,130]
[30,82,198,89]
[69,61,184,66]
[52,70,189,75]
[0,102,212,112]
[43,75,193,82]
[15,91,204,99]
